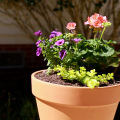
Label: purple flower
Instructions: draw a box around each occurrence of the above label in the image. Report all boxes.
[49,34,55,38]
[51,29,58,34]
[51,30,62,36]
[34,30,42,36]
[50,45,54,48]
[59,50,66,60]
[56,32,62,36]
[36,40,41,47]
[49,30,62,38]
[55,39,65,46]
[71,38,82,44]
[36,47,42,56]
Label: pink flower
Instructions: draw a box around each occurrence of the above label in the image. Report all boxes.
[93,19,102,28]
[66,22,76,30]
[84,13,108,28]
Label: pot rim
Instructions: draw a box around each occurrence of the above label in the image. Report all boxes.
[32,70,120,89]
[31,70,120,106]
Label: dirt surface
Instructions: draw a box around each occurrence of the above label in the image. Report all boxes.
[35,70,120,87]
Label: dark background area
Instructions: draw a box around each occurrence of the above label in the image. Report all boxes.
[0,44,47,120]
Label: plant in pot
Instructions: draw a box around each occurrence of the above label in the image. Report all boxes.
[31,13,120,120]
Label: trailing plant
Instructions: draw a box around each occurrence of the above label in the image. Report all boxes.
[34,13,120,88]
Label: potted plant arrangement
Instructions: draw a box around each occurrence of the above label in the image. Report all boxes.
[31,13,120,120]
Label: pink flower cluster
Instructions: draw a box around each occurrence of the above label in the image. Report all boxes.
[66,22,76,30]
[84,13,108,28]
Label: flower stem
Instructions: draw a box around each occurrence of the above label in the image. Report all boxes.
[100,27,106,41]
[94,33,96,40]
[75,44,77,52]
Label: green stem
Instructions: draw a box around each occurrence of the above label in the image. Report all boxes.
[75,44,77,52]
[100,27,106,41]
[94,33,96,40]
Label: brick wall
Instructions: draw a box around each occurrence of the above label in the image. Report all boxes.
[0,44,47,82]
[0,44,47,69]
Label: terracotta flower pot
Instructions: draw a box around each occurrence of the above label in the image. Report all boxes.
[31,70,120,120]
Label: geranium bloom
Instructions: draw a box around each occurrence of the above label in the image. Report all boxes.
[72,38,82,44]
[55,39,65,46]
[36,47,42,56]
[66,22,76,30]
[34,30,42,36]
[59,50,66,60]
[49,30,62,38]
[36,40,41,47]
[84,13,108,28]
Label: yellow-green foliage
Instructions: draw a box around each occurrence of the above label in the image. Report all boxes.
[53,65,114,89]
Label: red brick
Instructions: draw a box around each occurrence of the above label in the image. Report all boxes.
[0,48,3,51]
[20,47,33,51]
[0,44,47,69]
[33,56,44,62]
[33,46,37,51]
[115,44,120,51]
[0,45,10,47]
[26,51,35,56]
[25,62,38,66]
[4,47,18,51]
[25,57,33,62]
[25,60,47,68]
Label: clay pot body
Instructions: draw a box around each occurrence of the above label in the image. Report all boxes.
[31,70,120,120]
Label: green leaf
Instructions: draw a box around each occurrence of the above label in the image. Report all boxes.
[107,58,120,67]
[111,52,117,57]
[86,57,98,63]
[47,60,50,66]
[80,49,87,55]
[77,34,85,40]
[102,39,116,44]
[102,22,111,27]
[77,34,82,38]
[111,50,120,57]
[95,45,115,57]
[116,50,120,55]
[65,41,69,45]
